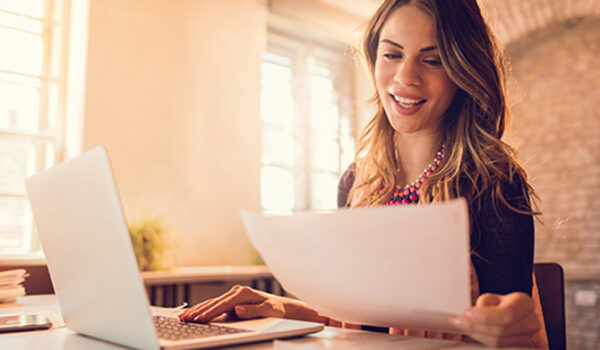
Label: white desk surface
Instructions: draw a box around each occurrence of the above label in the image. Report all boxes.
[0,295,525,350]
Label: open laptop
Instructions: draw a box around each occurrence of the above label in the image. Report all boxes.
[25,146,323,349]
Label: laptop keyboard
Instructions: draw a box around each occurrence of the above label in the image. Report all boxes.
[153,316,250,341]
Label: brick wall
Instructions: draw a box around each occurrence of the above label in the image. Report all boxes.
[566,279,600,350]
[505,17,600,350]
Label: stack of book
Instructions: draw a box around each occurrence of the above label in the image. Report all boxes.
[0,269,27,303]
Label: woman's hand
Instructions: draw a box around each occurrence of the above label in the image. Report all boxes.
[178,285,285,322]
[178,285,328,324]
[449,292,541,347]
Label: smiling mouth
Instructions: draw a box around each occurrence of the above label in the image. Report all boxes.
[391,94,427,108]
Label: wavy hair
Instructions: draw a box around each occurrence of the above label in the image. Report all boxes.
[349,0,538,217]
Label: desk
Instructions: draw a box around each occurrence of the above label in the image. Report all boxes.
[0,295,519,349]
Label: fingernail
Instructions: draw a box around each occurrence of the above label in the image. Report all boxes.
[449,316,461,326]
[463,310,473,319]
[193,314,204,321]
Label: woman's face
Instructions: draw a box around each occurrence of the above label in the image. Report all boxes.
[374,5,457,135]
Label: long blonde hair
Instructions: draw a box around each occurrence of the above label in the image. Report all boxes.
[350,0,537,217]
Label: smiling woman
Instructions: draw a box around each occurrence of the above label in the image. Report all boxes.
[180,0,550,348]
[374,6,458,139]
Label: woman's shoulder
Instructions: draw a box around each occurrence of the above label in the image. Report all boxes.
[337,163,356,208]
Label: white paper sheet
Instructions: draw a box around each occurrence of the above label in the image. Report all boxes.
[241,198,471,333]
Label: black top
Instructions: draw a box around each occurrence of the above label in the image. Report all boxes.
[337,164,534,297]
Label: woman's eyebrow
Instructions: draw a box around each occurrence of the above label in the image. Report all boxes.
[380,39,438,52]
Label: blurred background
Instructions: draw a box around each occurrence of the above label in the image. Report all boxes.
[0,0,598,348]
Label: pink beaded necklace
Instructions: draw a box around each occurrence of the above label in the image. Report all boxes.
[385,145,445,205]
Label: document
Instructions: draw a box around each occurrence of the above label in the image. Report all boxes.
[241,198,471,333]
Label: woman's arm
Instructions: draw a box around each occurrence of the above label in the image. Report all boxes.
[470,178,535,296]
[179,285,329,324]
[450,292,541,347]
[451,177,544,348]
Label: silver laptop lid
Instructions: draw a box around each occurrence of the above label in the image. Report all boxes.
[26,146,160,350]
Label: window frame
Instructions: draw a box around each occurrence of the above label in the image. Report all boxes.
[0,0,87,262]
[260,29,355,213]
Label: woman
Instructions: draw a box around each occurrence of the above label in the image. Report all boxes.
[180,0,547,347]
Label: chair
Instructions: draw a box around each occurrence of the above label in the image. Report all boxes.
[534,262,566,350]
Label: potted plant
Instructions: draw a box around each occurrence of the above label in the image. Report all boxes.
[128,218,175,271]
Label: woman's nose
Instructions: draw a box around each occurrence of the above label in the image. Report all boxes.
[394,60,422,87]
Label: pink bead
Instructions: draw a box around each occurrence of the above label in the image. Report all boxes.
[416,182,421,188]
[410,186,416,192]
[409,194,417,201]
[402,198,409,204]
[403,189,410,196]
[431,165,437,171]
[425,171,431,176]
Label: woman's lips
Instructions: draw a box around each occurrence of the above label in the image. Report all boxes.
[390,93,426,115]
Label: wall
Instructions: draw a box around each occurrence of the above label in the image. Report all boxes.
[505,17,600,349]
[81,0,370,267]
[83,0,267,266]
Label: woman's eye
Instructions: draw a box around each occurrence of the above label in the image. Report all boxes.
[383,53,402,60]
[424,59,442,67]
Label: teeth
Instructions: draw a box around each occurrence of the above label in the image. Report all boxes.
[393,95,423,107]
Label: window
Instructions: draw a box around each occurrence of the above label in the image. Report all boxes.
[0,0,81,257]
[260,32,355,214]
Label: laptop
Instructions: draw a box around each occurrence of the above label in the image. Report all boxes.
[25,146,323,349]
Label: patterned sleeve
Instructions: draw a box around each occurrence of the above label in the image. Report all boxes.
[470,177,535,296]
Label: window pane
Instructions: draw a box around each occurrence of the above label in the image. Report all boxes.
[0,72,41,87]
[309,65,338,133]
[341,150,354,172]
[0,11,44,34]
[0,27,43,75]
[0,0,46,18]
[44,139,55,169]
[0,138,37,193]
[47,82,58,130]
[0,82,40,131]
[262,129,294,167]
[0,197,29,249]
[311,131,339,172]
[261,56,294,125]
[261,166,294,213]
[340,132,355,170]
[311,172,338,210]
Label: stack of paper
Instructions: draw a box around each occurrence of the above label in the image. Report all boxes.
[0,269,27,303]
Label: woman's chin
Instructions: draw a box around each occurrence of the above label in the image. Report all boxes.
[389,121,423,135]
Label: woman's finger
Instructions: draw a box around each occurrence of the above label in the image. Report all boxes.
[475,293,501,307]
[193,286,265,322]
[468,292,534,325]
[234,300,285,320]
[179,285,243,320]
[180,296,219,319]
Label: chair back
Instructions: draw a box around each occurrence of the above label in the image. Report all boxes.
[534,262,566,350]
